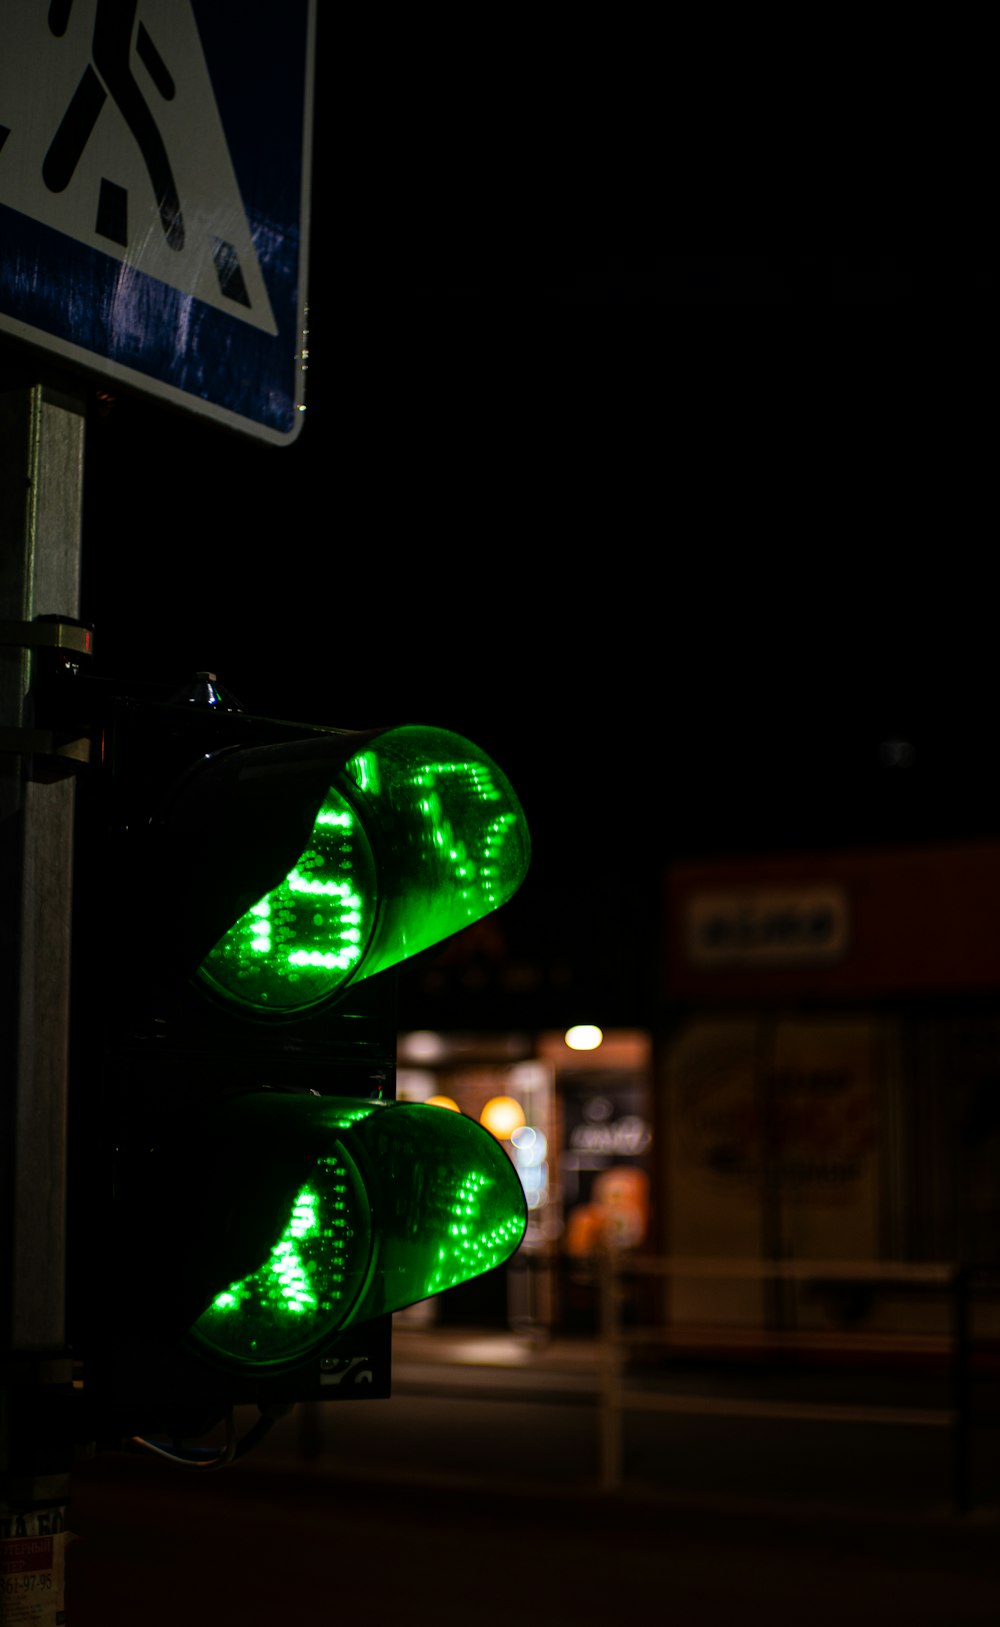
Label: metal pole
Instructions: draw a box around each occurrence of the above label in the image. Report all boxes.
[951,1265,971,1515]
[598,1252,623,1492]
[1,369,86,1624]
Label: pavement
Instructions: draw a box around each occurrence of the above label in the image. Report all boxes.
[391,1321,604,1391]
[276,1318,1000,1523]
[65,1321,1000,1626]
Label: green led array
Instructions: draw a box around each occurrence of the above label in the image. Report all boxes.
[197,785,378,1013]
[195,726,530,1017]
[421,1167,528,1299]
[345,749,524,968]
[187,1099,528,1370]
[192,1147,372,1366]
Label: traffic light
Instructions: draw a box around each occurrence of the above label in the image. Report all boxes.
[70,678,531,1457]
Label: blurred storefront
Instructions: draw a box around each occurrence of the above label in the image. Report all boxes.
[395,1027,655,1334]
[661,842,1000,1342]
[393,842,1000,1347]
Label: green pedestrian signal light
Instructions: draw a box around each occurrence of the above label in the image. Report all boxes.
[78,692,533,1441]
[188,1096,527,1371]
[156,722,530,1018]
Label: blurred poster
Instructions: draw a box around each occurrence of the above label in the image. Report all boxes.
[666,1018,880,1326]
[561,1075,653,1255]
[771,1019,879,1248]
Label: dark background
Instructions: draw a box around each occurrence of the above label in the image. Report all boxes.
[71,19,988,1027]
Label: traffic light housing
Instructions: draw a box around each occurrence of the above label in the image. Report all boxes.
[69,680,530,1452]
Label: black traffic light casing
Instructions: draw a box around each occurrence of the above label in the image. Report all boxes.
[69,681,530,1447]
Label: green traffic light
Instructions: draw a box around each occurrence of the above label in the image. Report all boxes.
[189,1099,528,1369]
[196,726,529,1015]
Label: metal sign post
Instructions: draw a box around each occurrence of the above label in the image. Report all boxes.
[0,368,86,1627]
[1,7,315,1609]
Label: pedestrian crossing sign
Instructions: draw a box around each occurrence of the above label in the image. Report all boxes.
[0,0,315,444]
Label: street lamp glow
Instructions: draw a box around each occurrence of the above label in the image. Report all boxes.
[480,1096,526,1140]
[565,1025,603,1052]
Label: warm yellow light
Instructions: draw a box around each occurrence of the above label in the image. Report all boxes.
[565,1025,603,1052]
[480,1095,526,1140]
[425,1095,462,1112]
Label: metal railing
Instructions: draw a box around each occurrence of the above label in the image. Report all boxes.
[593,1254,976,1509]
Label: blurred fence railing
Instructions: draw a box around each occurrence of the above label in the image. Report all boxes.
[591,1254,977,1508]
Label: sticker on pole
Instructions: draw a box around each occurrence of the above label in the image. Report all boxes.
[0,1506,67,1626]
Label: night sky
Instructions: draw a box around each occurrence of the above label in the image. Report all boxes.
[61,16,988,1026]
[80,255,984,855]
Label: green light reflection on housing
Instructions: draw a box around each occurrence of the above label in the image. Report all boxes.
[196,726,529,1016]
[189,1100,527,1370]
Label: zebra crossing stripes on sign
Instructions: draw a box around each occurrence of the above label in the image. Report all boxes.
[0,0,314,443]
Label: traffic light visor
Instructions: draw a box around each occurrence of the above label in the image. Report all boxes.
[196,726,530,1015]
[189,1098,528,1369]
